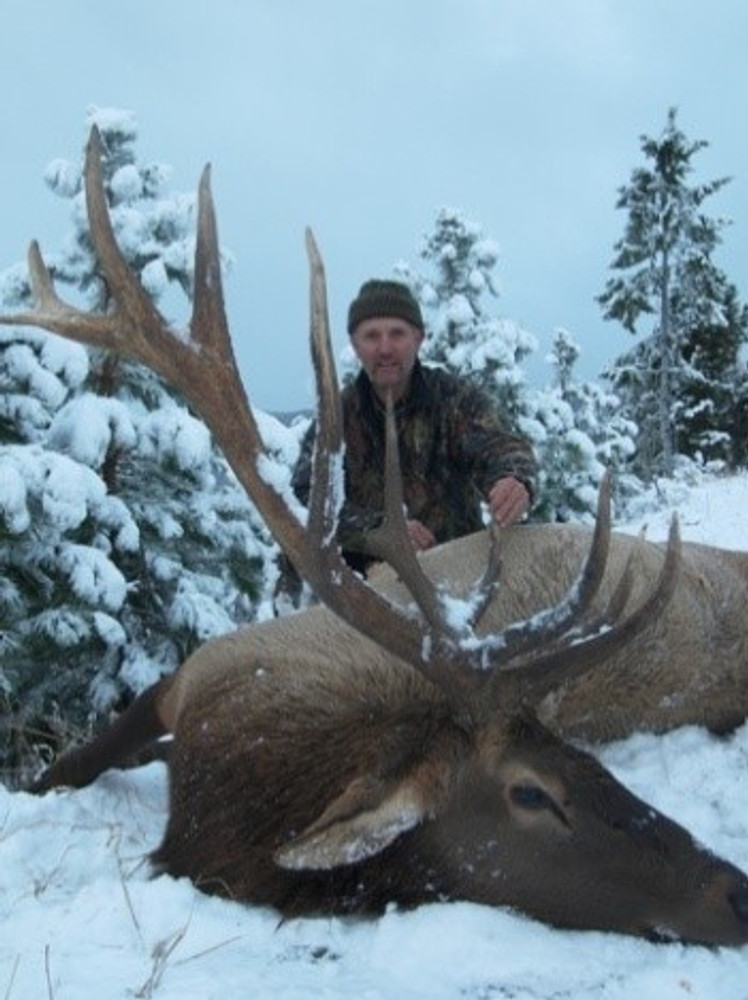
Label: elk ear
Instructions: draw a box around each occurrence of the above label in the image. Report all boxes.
[274,772,433,871]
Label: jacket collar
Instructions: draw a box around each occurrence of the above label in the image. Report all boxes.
[355,359,430,420]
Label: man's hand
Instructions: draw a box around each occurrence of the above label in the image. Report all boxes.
[405,477,529,554]
[407,519,437,551]
[488,477,530,528]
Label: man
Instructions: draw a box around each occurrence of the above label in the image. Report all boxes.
[276,278,536,605]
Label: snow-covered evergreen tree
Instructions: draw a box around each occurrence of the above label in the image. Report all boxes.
[598,107,745,478]
[0,108,276,781]
[0,327,88,445]
[524,330,641,522]
[395,208,536,424]
[675,279,748,466]
[731,354,748,469]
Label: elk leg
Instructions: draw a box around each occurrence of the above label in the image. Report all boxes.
[29,676,174,793]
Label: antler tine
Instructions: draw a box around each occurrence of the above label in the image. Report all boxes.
[0,131,167,362]
[83,127,166,362]
[0,242,120,350]
[461,523,504,632]
[505,514,682,704]
[298,240,487,714]
[560,542,637,646]
[296,236,485,714]
[488,545,636,682]
[191,165,239,357]
[25,241,81,320]
[362,393,456,636]
[304,229,345,556]
[86,129,260,452]
[476,471,614,669]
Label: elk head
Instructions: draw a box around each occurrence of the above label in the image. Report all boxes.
[2,127,747,946]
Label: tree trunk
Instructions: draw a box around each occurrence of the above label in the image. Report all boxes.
[658,249,675,476]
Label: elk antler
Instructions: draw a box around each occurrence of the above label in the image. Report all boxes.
[0,127,486,716]
[507,515,681,704]
[0,127,681,729]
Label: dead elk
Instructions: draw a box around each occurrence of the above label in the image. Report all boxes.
[2,127,747,947]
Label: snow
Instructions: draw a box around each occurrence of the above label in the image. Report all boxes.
[140,257,169,298]
[0,458,29,533]
[56,542,127,613]
[0,445,125,538]
[1,473,748,998]
[110,164,144,203]
[43,158,81,199]
[167,577,237,641]
[49,394,137,469]
[138,405,211,475]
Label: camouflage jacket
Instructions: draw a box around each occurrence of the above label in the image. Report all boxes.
[290,361,537,576]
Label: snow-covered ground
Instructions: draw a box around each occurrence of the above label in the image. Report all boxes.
[2,472,747,999]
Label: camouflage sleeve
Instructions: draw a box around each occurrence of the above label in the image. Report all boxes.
[290,421,315,506]
[291,420,382,557]
[273,426,312,609]
[335,506,384,557]
[451,384,537,503]
[276,420,382,608]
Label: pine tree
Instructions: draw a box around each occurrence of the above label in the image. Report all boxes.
[732,366,748,468]
[525,330,641,522]
[598,107,743,478]
[0,108,274,781]
[675,280,748,465]
[395,207,536,424]
[0,327,88,445]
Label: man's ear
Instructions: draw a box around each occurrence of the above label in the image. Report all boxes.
[274,755,451,871]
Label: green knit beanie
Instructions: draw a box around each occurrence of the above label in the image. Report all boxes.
[347,279,424,335]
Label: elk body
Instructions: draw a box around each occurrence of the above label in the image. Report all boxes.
[2,128,747,947]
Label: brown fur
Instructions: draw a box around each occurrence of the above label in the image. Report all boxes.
[37,522,748,945]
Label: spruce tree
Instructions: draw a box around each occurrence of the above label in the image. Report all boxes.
[0,108,274,782]
[395,207,536,424]
[675,280,748,465]
[598,108,744,478]
[732,367,748,468]
[526,330,641,522]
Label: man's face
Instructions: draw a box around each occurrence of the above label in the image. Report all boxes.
[351,317,425,402]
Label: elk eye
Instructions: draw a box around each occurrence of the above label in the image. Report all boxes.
[510,784,552,810]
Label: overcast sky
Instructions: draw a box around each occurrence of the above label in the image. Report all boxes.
[1,1,746,412]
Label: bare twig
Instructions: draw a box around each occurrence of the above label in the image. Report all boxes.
[173,935,246,966]
[116,842,143,940]
[134,917,192,999]
[2,955,20,1000]
[44,945,54,1000]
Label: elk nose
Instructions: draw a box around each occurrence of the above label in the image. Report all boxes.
[729,885,748,924]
